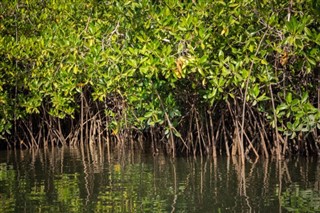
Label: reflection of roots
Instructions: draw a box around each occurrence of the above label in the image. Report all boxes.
[4,144,320,212]
[232,156,247,196]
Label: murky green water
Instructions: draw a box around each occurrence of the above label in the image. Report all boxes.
[0,146,319,212]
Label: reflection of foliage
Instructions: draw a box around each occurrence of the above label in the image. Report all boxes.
[0,163,15,212]
[54,173,82,213]
[19,173,83,213]
[281,185,320,212]
[3,148,320,212]
[96,164,167,212]
[0,156,171,212]
[0,163,15,182]
[0,162,83,212]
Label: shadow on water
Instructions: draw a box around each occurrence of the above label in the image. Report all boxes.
[0,146,320,212]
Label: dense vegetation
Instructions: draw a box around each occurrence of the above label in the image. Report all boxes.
[0,0,320,158]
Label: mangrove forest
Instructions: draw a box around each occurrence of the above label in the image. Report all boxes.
[0,0,320,159]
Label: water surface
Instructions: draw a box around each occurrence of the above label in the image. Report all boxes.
[0,146,319,212]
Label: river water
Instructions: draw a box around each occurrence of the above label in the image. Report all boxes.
[0,145,319,212]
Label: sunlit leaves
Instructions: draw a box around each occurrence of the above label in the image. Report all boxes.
[0,0,319,145]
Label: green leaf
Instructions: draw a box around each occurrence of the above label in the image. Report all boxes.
[253,84,260,98]
[173,129,181,138]
[286,93,292,104]
[144,111,154,118]
[276,103,288,113]
[199,55,208,64]
[229,3,239,7]
[256,94,270,102]
[301,92,308,103]
[260,59,268,65]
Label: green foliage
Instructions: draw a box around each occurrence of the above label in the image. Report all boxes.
[0,0,319,154]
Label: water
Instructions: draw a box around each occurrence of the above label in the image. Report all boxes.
[0,146,319,212]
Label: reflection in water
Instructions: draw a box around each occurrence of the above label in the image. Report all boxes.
[0,146,319,212]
